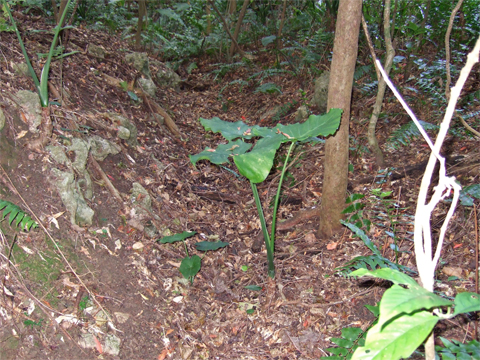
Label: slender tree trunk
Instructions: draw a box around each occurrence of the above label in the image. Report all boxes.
[206,2,212,35]
[207,0,245,58]
[229,0,250,57]
[317,0,362,238]
[366,0,395,168]
[135,0,147,50]
[276,0,287,50]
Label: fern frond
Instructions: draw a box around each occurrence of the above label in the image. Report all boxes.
[386,120,439,150]
[354,64,374,81]
[0,199,38,231]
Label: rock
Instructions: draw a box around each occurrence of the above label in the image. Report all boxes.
[117,126,131,140]
[131,182,152,214]
[294,105,309,122]
[15,90,42,133]
[50,168,94,226]
[155,66,181,91]
[107,112,138,147]
[125,52,151,78]
[46,146,69,165]
[313,71,330,114]
[103,334,121,356]
[137,76,157,97]
[88,135,121,161]
[87,44,106,59]
[12,62,29,77]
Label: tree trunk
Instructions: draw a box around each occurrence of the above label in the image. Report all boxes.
[367,0,395,168]
[135,0,147,51]
[229,0,250,57]
[317,0,362,239]
[276,0,287,51]
[207,0,245,58]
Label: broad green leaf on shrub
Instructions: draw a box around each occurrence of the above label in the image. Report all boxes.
[351,268,419,287]
[179,255,201,283]
[459,184,480,206]
[453,292,480,316]
[190,140,252,165]
[377,284,452,328]
[352,310,438,360]
[195,241,229,251]
[233,134,285,183]
[276,109,342,140]
[200,117,260,140]
[157,231,196,243]
[261,35,277,47]
[193,110,342,184]
[346,193,365,203]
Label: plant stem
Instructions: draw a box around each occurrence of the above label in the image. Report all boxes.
[271,142,295,251]
[251,181,275,278]
[183,240,189,257]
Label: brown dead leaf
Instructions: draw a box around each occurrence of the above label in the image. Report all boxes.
[326,242,338,250]
[442,266,463,278]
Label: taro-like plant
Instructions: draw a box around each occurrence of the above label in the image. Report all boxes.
[1,0,78,148]
[190,109,342,278]
[157,231,229,284]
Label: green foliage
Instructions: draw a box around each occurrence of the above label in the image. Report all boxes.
[342,193,371,231]
[0,199,37,231]
[2,0,78,107]
[459,184,480,206]
[191,110,342,278]
[24,318,43,328]
[386,120,439,150]
[336,222,414,277]
[350,268,480,360]
[255,82,282,94]
[157,231,228,284]
[436,337,480,359]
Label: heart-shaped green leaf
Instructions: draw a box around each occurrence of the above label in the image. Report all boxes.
[276,109,342,141]
[195,241,229,251]
[157,231,196,243]
[179,255,201,283]
[189,140,252,165]
[233,133,284,183]
[200,117,261,140]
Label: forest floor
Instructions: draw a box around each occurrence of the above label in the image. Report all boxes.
[0,20,479,360]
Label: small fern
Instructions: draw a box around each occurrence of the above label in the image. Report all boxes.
[336,222,415,276]
[435,337,480,359]
[386,120,439,150]
[354,64,374,81]
[0,199,38,231]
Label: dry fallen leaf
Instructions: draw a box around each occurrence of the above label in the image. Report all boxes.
[442,266,463,278]
[326,242,338,250]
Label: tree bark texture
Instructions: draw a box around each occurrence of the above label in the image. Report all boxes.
[317,0,362,239]
[367,0,395,168]
[135,0,147,50]
[229,0,250,57]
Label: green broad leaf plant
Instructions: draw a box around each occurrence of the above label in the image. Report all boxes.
[190,109,342,278]
[350,268,480,360]
[1,0,79,148]
[157,231,229,284]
